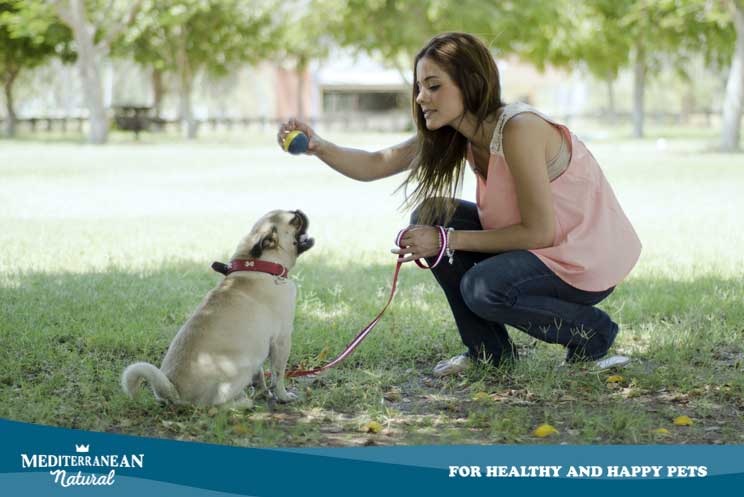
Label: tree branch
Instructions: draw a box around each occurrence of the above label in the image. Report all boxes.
[103,0,144,48]
[49,0,74,26]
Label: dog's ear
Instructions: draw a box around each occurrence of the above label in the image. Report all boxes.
[250,227,278,258]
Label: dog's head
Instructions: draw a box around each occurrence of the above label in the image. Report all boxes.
[235,210,314,268]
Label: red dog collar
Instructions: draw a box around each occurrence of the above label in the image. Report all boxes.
[211,259,288,278]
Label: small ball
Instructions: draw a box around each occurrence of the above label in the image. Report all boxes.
[283,130,309,155]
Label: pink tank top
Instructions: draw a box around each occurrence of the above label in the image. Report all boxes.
[469,103,641,292]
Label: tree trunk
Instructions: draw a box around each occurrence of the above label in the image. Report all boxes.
[606,70,616,126]
[720,0,744,152]
[64,0,109,144]
[152,68,164,119]
[55,0,143,144]
[176,28,197,139]
[3,68,19,138]
[680,85,695,125]
[296,58,306,121]
[632,42,646,139]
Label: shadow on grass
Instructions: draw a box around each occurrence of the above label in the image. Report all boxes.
[2,259,742,376]
[1,260,742,445]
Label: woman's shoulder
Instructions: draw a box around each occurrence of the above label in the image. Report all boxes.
[490,103,556,154]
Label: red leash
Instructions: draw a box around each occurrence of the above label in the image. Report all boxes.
[284,226,450,378]
[285,259,404,377]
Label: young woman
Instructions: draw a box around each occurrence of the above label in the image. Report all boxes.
[277,32,641,377]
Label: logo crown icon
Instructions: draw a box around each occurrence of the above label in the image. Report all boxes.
[75,444,90,453]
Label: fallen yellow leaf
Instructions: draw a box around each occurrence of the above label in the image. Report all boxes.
[654,428,670,435]
[673,415,693,426]
[472,391,491,401]
[606,375,624,383]
[362,421,383,434]
[315,346,329,363]
[532,424,559,437]
[233,424,251,435]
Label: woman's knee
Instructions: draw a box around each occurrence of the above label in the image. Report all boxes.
[460,268,515,318]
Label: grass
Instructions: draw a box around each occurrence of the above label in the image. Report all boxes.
[1,127,743,446]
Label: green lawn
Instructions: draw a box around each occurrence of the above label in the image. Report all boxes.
[1,129,743,446]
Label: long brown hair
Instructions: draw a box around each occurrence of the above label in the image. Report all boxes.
[400,32,504,225]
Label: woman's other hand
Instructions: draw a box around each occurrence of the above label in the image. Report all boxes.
[392,225,442,263]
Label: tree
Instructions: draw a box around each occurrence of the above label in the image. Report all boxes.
[721,0,744,151]
[614,0,735,138]
[42,0,144,144]
[571,1,633,123]
[274,0,340,120]
[0,0,72,137]
[330,0,437,85]
[119,0,280,139]
[510,0,734,139]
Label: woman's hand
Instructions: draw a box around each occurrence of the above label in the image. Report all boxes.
[391,225,442,263]
[277,118,324,155]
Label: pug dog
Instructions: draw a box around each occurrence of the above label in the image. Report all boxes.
[121,209,314,408]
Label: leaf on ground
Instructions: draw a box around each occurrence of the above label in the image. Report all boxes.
[617,387,643,399]
[160,420,186,432]
[488,389,535,405]
[532,424,559,437]
[658,392,689,404]
[472,391,491,401]
[362,421,383,433]
[606,375,624,383]
[233,424,251,435]
[673,415,693,426]
[315,346,329,363]
[384,388,402,402]
[653,428,670,435]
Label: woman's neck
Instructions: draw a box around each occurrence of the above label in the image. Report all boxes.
[453,108,503,152]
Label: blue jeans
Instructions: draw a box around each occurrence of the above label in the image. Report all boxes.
[411,200,618,365]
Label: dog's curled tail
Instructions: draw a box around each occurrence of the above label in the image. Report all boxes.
[121,362,180,402]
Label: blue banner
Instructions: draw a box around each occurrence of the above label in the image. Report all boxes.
[1,418,742,496]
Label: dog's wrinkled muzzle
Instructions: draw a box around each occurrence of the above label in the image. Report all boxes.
[294,210,314,254]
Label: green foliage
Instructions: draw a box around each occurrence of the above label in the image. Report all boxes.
[117,0,282,78]
[510,0,735,81]
[0,0,74,78]
[273,0,342,70]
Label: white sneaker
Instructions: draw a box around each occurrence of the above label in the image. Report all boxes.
[594,355,630,370]
[432,353,471,377]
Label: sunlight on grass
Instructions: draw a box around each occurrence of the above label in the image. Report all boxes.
[1,130,743,446]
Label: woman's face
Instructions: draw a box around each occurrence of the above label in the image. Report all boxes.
[415,57,464,131]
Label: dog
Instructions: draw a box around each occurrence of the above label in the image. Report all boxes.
[121,209,314,408]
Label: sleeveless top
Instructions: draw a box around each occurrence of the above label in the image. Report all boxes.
[467,102,642,292]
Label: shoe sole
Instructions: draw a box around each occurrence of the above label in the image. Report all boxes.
[432,360,470,377]
[594,355,630,371]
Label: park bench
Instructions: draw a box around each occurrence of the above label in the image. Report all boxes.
[113,105,153,138]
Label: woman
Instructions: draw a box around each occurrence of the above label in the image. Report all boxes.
[277,32,641,377]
